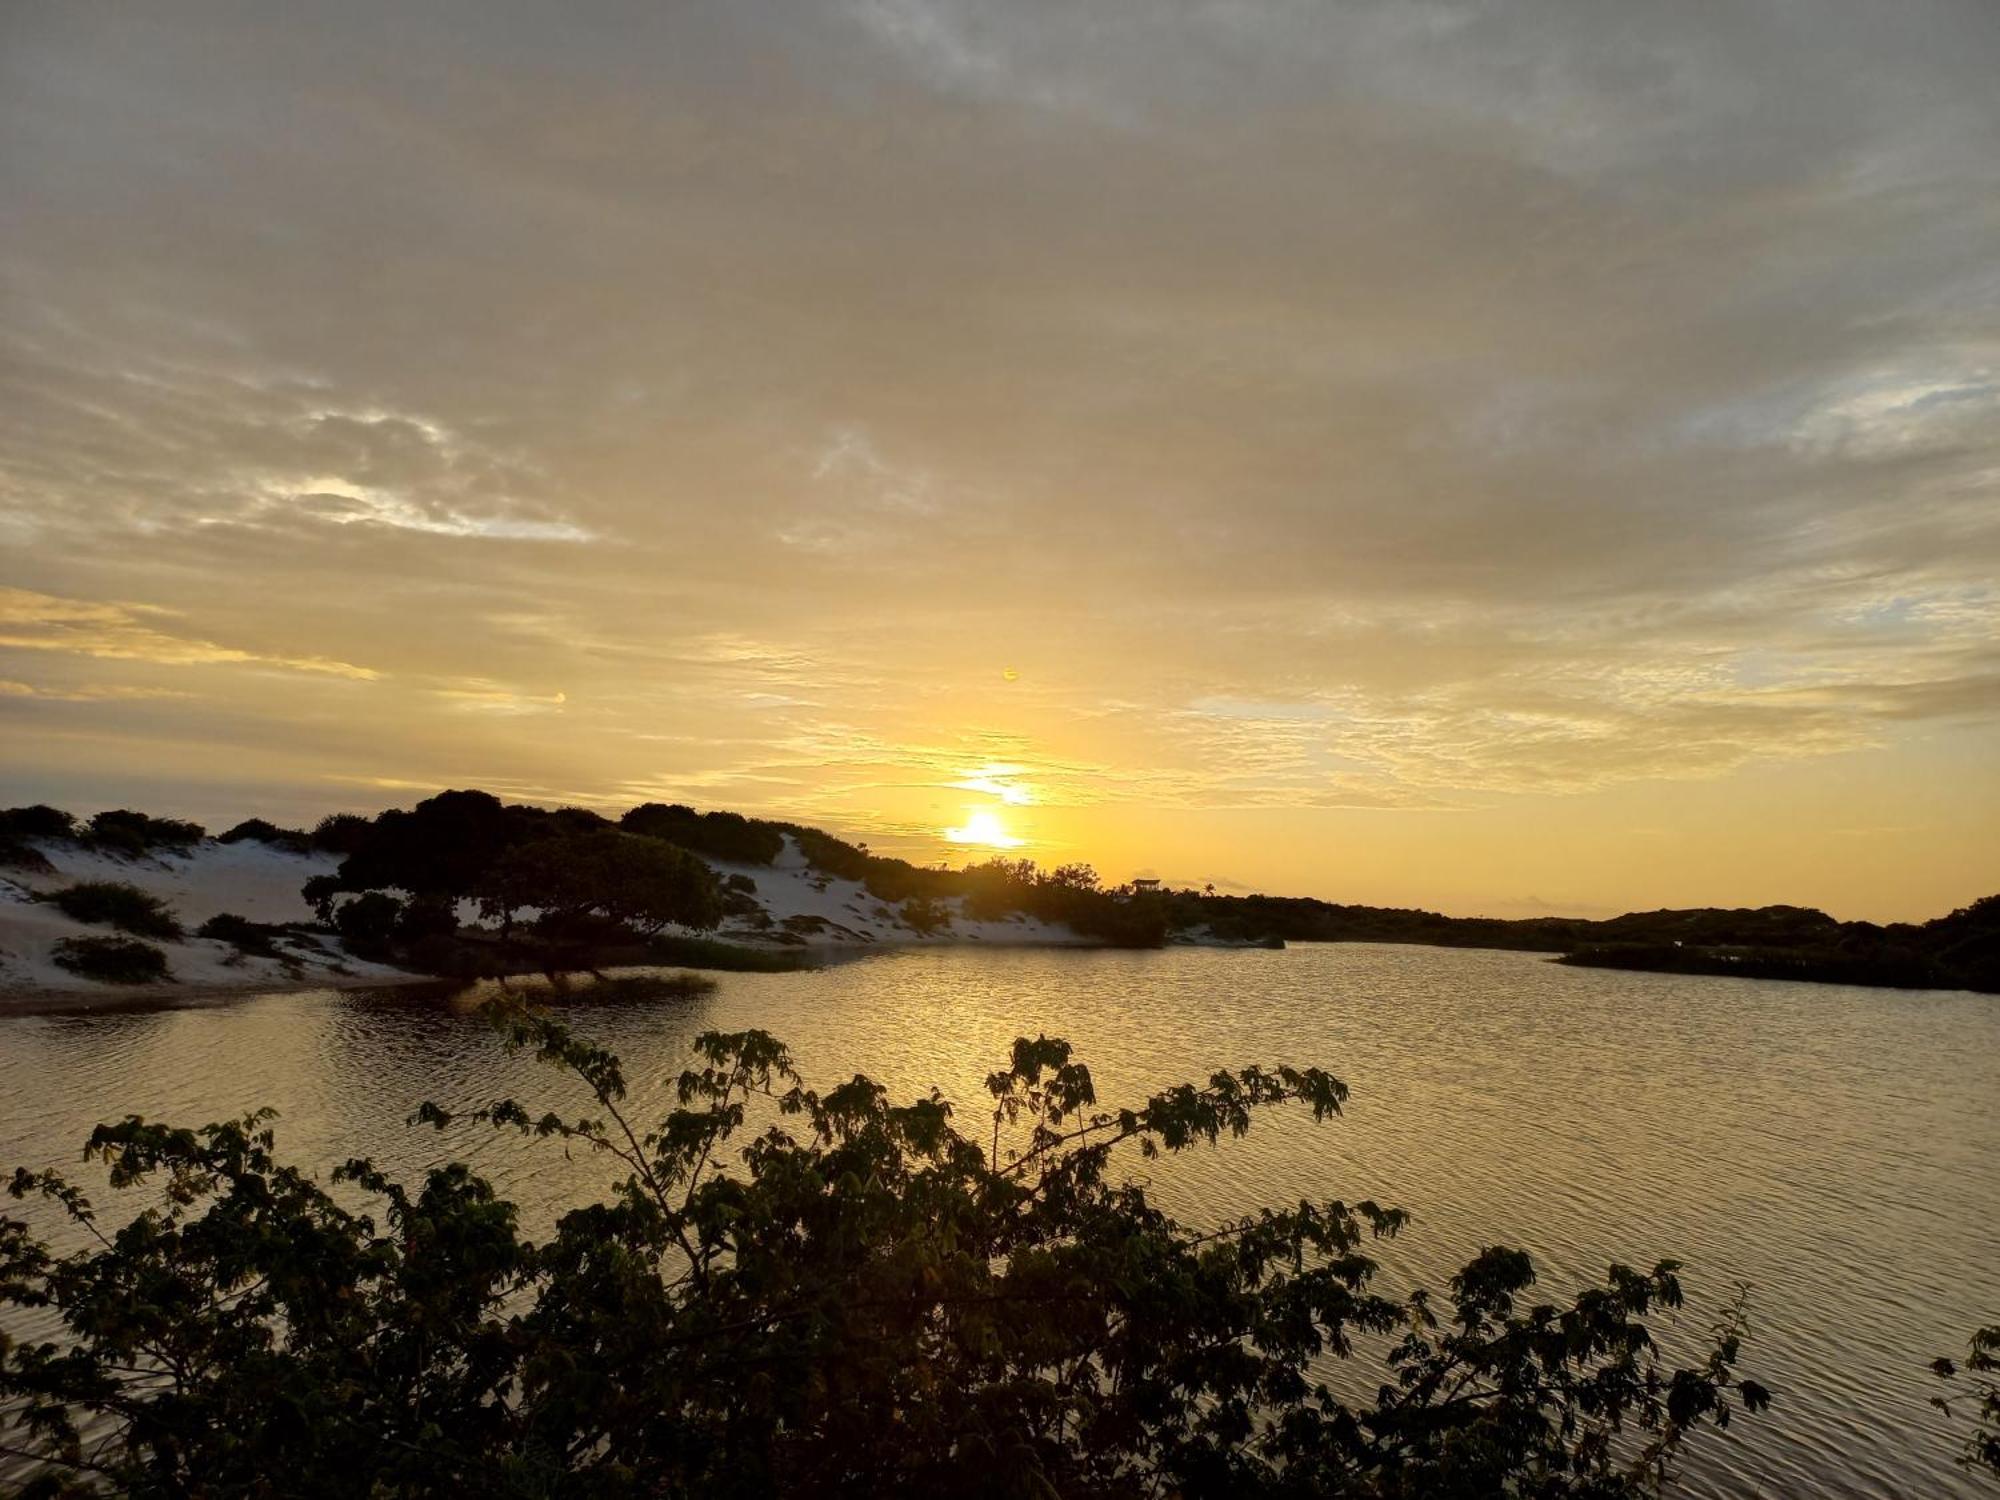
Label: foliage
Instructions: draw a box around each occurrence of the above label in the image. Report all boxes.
[216,818,312,853]
[1153,887,2000,992]
[1933,1327,2000,1477]
[899,895,953,935]
[0,805,76,842]
[47,934,171,985]
[310,812,375,855]
[81,810,206,857]
[0,1010,1770,1498]
[396,894,459,943]
[325,790,520,904]
[786,823,876,882]
[334,891,405,948]
[476,828,723,939]
[622,803,786,866]
[41,881,184,941]
[196,912,287,958]
[0,840,56,874]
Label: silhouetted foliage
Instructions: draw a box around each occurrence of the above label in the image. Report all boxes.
[0,840,55,874]
[82,809,205,857]
[0,1009,1770,1497]
[47,934,170,984]
[196,911,289,958]
[334,891,404,949]
[476,828,723,939]
[1155,886,2000,992]
[217,818,312,853]
[41,880,184,940]
[786,823,878,881]
[1933,1327,2000,1477]
[395,894,459,943]
[623,802,786,865]
[899,895,952,934]
[327,789,517,903]
[0,804,76,842]
[310,812,375,855]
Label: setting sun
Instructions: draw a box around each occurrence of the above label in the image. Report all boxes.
[943,807,1026,849]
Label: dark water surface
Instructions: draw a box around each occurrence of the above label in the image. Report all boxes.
[2,943,1993,1496]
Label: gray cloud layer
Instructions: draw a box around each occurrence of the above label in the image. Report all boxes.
[2,1,1996,891]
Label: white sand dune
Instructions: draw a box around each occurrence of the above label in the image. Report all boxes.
[0,840,409,1000]
[0,832,1087,1005]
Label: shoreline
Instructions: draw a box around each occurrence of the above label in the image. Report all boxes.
[0,934,1138,1017]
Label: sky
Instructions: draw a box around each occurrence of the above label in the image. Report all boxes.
[3,1,1997,922]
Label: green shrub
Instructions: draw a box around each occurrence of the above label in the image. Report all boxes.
[45,881,184,940]
[49,935,171,984]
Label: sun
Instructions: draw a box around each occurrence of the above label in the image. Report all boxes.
[943,807,1026,849]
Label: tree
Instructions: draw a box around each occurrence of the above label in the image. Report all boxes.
[1933,1327,2000,1477]
[475,828,722,939]
[1,1007,1770,1497]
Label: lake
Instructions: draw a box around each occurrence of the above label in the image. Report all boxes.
[1,942,1993,1496]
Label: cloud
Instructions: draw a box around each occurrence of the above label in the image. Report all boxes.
[0,0,1995,909]
[0,589,379,680]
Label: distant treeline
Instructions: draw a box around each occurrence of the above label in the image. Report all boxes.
[1155,886,1999,994]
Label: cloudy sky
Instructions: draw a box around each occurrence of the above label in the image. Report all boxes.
[3,1,1996,919]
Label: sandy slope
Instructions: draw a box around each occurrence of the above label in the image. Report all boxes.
[0,840,409,1000]
[703,835,1088,951]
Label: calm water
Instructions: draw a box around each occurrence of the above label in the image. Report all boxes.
[1,943,1993,1497]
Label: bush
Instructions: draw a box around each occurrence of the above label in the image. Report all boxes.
[310,812,374,855]
[0,840,55,874]
[44,881,184,940]
[334,891,403,947]
[0,804,76,841]
[901,895,952,934]
[217,818,311,853]
[0,1011,1771,1495]
[197,912,285,957]
[48,934,171,984]
[83,809,205,857]
[622,803,786,865]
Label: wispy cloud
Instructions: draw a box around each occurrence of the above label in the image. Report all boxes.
[0,589,379,680]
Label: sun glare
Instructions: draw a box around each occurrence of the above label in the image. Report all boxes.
[943,807,1026,849]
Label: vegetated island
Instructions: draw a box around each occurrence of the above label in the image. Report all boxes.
[2,791,1995,999]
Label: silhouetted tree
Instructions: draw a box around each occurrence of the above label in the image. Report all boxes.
[1933,1327,2000,1477]
[0,1009,1772,1497]
[476,828,723,938]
